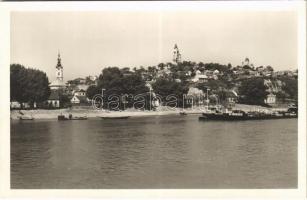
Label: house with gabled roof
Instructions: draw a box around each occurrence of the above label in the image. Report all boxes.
[47,90,60,108]
[70,89,90,105]
[71,95,90,105]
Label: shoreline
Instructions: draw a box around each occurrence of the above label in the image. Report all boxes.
[10,104,288,120]
[10,108,195,120]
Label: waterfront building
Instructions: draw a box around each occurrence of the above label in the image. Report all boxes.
[47,90,60,108]
[10,102,31,109]
[264,93,276,105]
[70,89,90,105]
[70,94,90,105]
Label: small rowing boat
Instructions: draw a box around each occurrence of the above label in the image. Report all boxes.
[71,116,88,120]
[18,116,34,120]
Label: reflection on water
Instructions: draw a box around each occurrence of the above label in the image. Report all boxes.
[11,115,297,189]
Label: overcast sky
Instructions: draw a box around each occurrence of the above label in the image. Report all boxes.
[11,11,297,81]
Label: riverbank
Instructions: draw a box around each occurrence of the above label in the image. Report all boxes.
[10,107,186,120]
[10,104,289,120]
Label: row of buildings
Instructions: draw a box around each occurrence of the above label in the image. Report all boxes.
[133,46,297,87]
[47,53,96,108]
[12,45,295,109]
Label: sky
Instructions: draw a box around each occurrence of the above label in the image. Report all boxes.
[11,11,298,82]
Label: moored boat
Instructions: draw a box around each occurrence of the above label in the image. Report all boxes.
[58,114,88,120]
[18,116,34,120]
[179,111,187,115]
[58,115,69,120]
[71,116,88,120]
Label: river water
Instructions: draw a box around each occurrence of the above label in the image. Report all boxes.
[11,115,297,189]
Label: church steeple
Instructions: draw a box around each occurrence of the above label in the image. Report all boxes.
[56,52,63,69]
[49,52,65,90]
[55,52,63,81]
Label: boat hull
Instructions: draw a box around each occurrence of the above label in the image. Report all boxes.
[100,116,130,119]
[58,115,69,120]
[19,117,34,120]
[71,117,88,120]
[199,113,297,121]
[58,115,88,120]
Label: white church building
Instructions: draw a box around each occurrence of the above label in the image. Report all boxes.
[47,53,66,108]
[49,53,66,90]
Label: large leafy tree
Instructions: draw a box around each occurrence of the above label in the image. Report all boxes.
[96,67,150,110]
[281,77,298,101]
[25,68,51,105]
[10,64,27,104]
[152,77,189,108]
[238,77,268,105]
[10,64,50,108]
[86,85,101,100]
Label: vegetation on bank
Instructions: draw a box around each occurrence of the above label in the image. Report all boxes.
[10,61,298,110]
[238,78,269,105]
[10,64,50,108]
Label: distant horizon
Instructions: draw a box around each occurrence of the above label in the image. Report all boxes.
[11,11,298,82]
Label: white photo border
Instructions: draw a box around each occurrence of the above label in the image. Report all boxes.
[0,1,306,199]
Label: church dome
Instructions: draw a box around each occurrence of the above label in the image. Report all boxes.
[50,79,65,89]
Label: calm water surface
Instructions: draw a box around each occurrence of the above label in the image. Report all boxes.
[11,115,297,189]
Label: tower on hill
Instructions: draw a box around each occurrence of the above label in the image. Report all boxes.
[173,44,182,64]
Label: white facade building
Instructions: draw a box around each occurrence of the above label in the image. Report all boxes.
[50,53,66,90]
[264,93,276,105]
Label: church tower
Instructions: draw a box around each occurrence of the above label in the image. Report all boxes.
[173,44,182,64]
[49,52,65,90]
[55,52,63,82]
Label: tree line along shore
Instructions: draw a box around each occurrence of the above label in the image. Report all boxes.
[10,58,298,113]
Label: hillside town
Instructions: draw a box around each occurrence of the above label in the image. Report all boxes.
[10,44,298,111]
